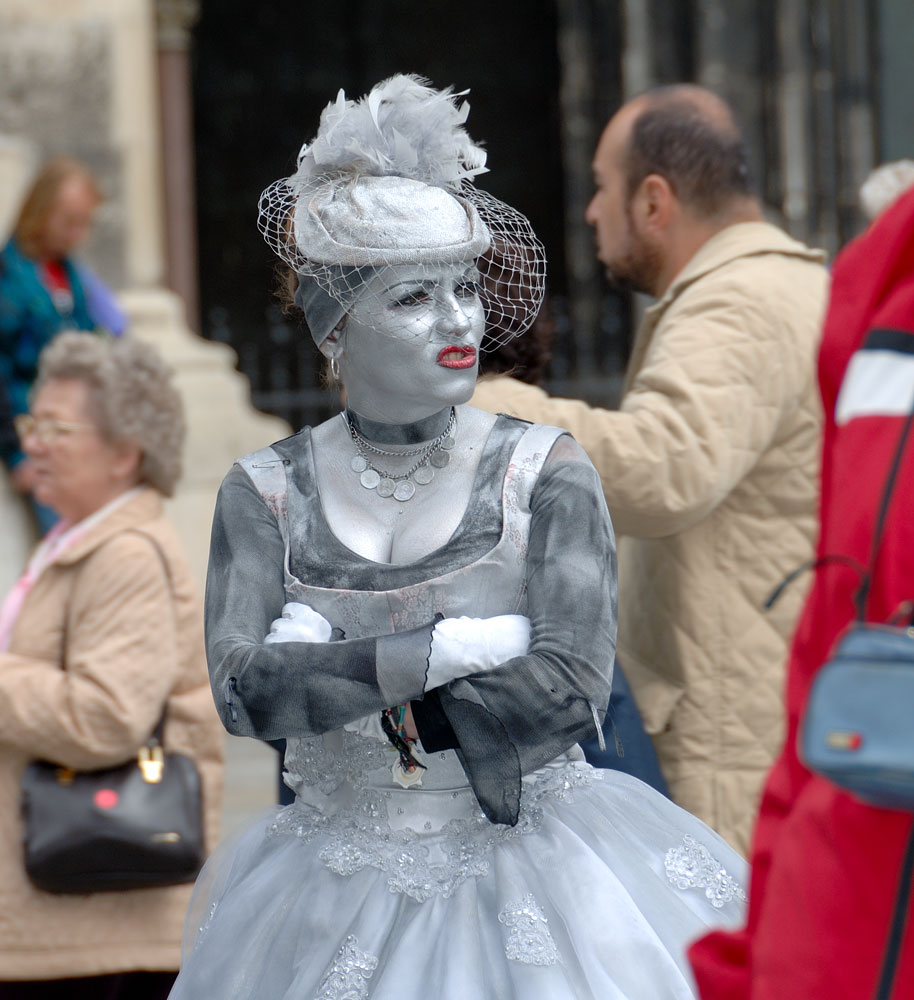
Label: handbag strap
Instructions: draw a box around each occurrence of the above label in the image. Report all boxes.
[805,365,914,997]
[853,402,914,998]
[855,403,914,620]
[873,820,914,1000]
[61,528,177,748]
[126,529,178,747]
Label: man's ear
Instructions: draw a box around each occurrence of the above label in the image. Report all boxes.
[633,173,676,233]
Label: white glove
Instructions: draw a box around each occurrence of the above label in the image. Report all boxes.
[264,602,332,644]
[426,614,531,691]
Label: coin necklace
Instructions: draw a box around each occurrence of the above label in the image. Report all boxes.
[343,407,457,502]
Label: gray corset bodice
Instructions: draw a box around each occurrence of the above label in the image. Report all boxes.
[238,420,565,636]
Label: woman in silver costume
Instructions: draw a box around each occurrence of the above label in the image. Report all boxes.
[169,76,746,1000]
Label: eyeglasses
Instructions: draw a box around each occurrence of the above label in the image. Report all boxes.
[14,414,95,444]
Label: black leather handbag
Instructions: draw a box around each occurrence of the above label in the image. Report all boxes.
[21,530,205,893]
[21,722,204,893]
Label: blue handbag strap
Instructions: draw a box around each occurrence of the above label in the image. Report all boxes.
[851,402,914,999]
[849,393,914,1000]
[873,821,914,1000]
[855,402,914,620]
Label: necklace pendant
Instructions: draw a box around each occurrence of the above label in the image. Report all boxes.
[392,751,424,789]
[359,468,381,490]
[393,480,416,502]
[346,407,457,499]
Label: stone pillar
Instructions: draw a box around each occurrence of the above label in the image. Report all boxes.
[0,136,36,242]
[556,1,601,371]
[0,136,39,593]
[155,0,201,331]
[877,0,914,162]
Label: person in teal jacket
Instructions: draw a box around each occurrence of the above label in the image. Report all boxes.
[0,156,126,531]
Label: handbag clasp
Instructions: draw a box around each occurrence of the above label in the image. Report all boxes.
[137,744,164,783]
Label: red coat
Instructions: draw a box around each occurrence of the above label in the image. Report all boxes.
[689,188,914,998]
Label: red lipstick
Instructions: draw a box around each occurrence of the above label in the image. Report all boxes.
[436,345,477,369]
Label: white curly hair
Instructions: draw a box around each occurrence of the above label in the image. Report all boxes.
[35,332,185,496]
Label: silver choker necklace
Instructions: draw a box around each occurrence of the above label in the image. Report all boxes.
[343,408,457,502]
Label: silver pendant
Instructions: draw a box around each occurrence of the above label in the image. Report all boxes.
[391,751,424,788]
[393,480,416,502]
[360,468,381,490]
[346,407,458,502]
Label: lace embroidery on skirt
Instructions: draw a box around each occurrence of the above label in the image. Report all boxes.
[498,893,560,965]
[664,834,747,908]
[314,936,378,1000]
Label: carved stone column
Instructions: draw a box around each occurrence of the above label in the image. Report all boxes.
[0,136,39,590]
[155,0,201,330]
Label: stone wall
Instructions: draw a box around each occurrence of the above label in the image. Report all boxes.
[0,0,163,289]
[0,136,39,594]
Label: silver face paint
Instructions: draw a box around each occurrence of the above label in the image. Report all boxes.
[336,263,485,424]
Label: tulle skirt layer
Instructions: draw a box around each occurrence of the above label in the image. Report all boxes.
[170,768,745,1000]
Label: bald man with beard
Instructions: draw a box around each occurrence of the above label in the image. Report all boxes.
[473,85,829,853]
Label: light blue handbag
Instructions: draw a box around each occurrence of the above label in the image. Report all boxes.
[800,622,914,809]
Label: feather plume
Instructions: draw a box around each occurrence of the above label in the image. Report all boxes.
[295,74,487,189]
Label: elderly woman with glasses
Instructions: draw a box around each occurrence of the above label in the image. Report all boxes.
[0,332,223,1000]
[170,77,746,1000]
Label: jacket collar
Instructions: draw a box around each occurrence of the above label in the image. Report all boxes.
[647,221,826,316]
[622,223,826,390]
[53,487,164,566]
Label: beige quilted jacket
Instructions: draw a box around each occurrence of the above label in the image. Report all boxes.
[473,222,828,853]
[0,488,224,980]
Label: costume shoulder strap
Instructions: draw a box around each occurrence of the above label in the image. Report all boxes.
[503,422,567,517]
[236,445,291,549]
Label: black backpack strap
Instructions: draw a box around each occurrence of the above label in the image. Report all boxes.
[856,404,914,619]
[874,821,914,1000]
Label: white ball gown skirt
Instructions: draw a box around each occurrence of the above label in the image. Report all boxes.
[170,734,746,1000]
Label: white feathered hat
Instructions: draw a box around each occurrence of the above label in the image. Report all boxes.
[293,175,490,268]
